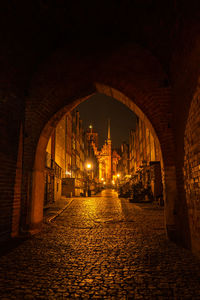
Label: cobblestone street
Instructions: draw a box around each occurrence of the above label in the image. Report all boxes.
[0,189,200,299]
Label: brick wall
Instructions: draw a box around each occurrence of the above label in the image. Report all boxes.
[184,84,200,255]
[1,2,200,256]
[0,0,200,258]
[0,90,24,241]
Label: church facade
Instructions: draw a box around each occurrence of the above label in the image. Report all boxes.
[86,121,121,184]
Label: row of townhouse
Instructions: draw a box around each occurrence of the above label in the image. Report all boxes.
[129,117,163,201]
[117,143,129,179]
[117,117,163,201]
[44,110,89,205]
[129,117,161,172]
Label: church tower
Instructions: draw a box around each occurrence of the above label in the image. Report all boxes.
[93,118,120,185]
[107,118,111,140]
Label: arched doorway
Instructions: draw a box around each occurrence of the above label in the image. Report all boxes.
[17,44,178,245]
[24,88,177,241]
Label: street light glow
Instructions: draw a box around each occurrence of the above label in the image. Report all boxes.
[117,173,120,178]
[86,163,92,170]
[65,170,71,176]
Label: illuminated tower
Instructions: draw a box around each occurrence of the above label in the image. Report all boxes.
[86,124,98,148]
[107,118,111,140]
[91,119,120,185]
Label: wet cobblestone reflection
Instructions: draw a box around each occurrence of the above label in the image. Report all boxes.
[0,190,200,299]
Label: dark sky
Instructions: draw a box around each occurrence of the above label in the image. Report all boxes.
[77,93,137,149]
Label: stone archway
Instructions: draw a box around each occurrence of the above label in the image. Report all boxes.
[18,43,178,244]
[27,85,177,244]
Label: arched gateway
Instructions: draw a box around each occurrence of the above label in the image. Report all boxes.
[12,44,181,247]
[2,1,200,261]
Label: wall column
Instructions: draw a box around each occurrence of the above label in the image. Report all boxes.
[163,166,177,241]
[29,169,45,234]
[24,134,48,235]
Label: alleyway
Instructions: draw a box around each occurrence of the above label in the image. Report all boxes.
[0,190,200,299]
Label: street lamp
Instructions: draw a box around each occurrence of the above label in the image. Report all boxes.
[65,170,71,177]
[86,163,92,170]
[116,173,121,189]
[85,162,93,197]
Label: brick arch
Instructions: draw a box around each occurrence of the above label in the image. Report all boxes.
[27,88,177,240]
[25,44,173,170]
[184,80,200,256]
[21,44,177,241]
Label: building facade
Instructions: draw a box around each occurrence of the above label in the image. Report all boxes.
[88,120,121,185]
[45,110,87,203]
[129,117,163,201]
[129,117,161,173]
[117,143,130,179]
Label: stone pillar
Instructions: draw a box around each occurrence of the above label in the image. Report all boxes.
[29,169,45,234]
[163,166,177,241]
[22,134,47,235]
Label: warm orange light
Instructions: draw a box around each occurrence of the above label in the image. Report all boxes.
[101,178,104,181]
[117,173,120,178]
[86,163,92,170]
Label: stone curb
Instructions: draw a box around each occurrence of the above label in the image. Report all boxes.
[45,199,74,223]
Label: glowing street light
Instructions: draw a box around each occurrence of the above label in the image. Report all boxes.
[85,162,93,197]
[65,170,71,176]
[117,173,120,178]
[86,163,92,170]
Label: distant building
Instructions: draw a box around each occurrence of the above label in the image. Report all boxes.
[118,143,130,179]
[86,124,98,148]
[84,124,99,184]
[45,116,122,202]
[129,117,163,200]
[90,120,121,185]
[129,117,161,173]
[45,110,87,203]
[71,110,86,196]
[112,149,121,179]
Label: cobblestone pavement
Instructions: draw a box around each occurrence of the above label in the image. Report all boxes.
[1,189,200,299]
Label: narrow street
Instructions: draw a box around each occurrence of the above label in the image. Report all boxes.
[0,190,200,299]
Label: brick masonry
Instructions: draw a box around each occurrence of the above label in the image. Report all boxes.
[0,2,200,257]
[184,83,200,255]
[0,47,188,252]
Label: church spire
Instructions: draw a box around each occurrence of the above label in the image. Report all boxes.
[107,118,111,140]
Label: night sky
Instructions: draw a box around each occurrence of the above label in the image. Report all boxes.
[77,93,137,149]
